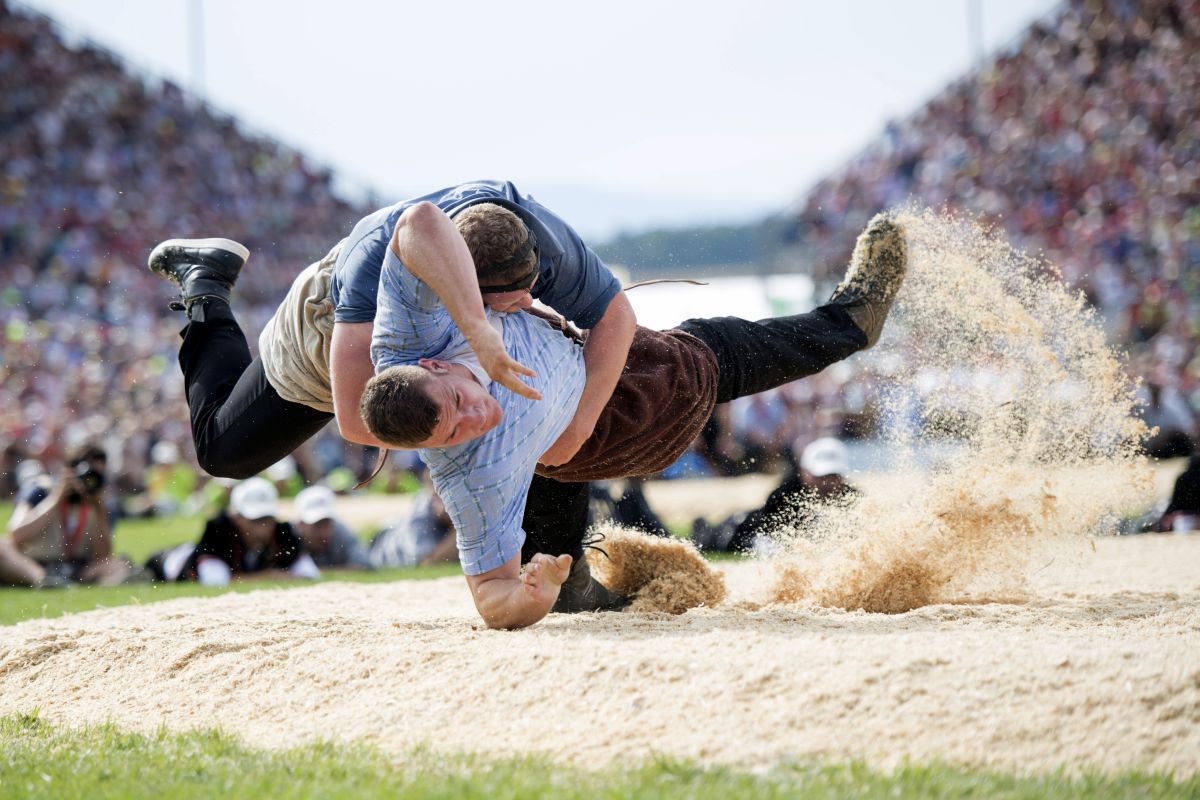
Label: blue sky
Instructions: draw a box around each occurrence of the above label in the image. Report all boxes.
[23,0,1059,238]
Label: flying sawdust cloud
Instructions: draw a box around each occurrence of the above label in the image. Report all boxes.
[766,208,1152,613]
[588,523,726,614]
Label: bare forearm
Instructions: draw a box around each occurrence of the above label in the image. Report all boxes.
[9,492,62,545]
[538,294,636,466]
[577,292,636,427]
[392,202,493,345]
[89,498,112,557]
[333,364,388,447]
[330,321,390,448]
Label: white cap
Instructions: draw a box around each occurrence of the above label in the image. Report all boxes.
[229,477,279,520]
[265,455,297,482]
[15,459,45,486]
[295,485,337,525]
[800,437,849,477]
[151,441,180,465]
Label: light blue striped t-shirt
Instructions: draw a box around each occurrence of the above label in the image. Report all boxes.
[372,248,586,575]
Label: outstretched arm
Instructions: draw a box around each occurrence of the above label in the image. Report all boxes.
[464,551,572,629]
[539,291,636,466]
[391,201,539,400]
[8,475,67,546]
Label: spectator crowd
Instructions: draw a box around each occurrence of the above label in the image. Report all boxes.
[0,0,1196,532]
[781,0,1199,458]
[0,1,376,501]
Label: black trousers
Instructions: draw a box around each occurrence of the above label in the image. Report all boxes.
[519,303,867,561]
[177,301,334,479]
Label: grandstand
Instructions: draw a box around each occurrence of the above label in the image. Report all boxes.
[0,1,374,491]
[783,0,1197,384]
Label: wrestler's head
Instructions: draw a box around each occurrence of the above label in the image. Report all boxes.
[454,203,539,313]
[361,360,502,449]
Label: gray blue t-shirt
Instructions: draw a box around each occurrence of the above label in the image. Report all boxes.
[332,180,620,329]
[373,248,585,575]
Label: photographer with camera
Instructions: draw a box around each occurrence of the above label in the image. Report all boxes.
[0,442,129,587]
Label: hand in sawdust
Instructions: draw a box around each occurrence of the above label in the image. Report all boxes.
[521,553,572,605]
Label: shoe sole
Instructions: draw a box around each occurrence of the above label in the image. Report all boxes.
[147,237,250,280]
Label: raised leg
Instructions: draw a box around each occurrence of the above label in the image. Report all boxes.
[678,214,907,404]
[150,238,333,478]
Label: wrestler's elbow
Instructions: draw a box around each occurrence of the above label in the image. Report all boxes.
[392,201,444,252]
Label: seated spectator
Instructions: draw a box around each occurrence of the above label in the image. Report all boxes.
[0,441,129,586]
[1156,453,1200,533]
[154,477,320,586]
[692,437,858,553]
[369,487,458,568]
[731,391,793,471]
[1141,381,1195,460]
[590,478,671,538]
[143,542,198,582]
[292,485,371,570]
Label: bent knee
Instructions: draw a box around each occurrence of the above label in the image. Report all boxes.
[195,448,266,481]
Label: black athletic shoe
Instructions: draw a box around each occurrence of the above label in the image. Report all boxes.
[552,555,629,614]
[828,214,907,348]
[147,237,249,321]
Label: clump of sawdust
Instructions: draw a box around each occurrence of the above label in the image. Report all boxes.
[767,208,1152,613]
[588,523,726,614]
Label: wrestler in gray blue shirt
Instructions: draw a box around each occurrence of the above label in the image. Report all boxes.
[327,180,637,466]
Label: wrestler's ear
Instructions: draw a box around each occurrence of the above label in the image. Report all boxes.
[418,358,450,374]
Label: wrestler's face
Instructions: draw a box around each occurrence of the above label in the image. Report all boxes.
[418,360,503,448]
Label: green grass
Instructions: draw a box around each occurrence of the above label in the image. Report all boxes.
[0,713,1194,800]
[110,513,209,564]
[0,497,465,626]
[0,498,465,626]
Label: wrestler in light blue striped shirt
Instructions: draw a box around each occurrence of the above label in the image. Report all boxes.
[372,247,585,575]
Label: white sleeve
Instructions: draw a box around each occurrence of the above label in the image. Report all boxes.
[288,553,321,580]
[196,557,232,587]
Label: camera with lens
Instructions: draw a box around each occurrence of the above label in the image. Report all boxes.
[72,459,106,497]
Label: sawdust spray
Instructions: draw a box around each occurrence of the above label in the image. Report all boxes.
[767,208,1152,612]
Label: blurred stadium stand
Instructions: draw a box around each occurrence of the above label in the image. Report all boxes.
[0,1,375,494]
[0,0,1195,497]
[781,0,1198,394]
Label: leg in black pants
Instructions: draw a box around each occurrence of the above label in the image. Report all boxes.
[515,304,865,611]
[521,475,626,612]
[678,304,868,405]
[520,474,589,565]
[177,300,334,479]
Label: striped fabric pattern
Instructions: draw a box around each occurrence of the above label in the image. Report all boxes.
[373,248,585,575]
